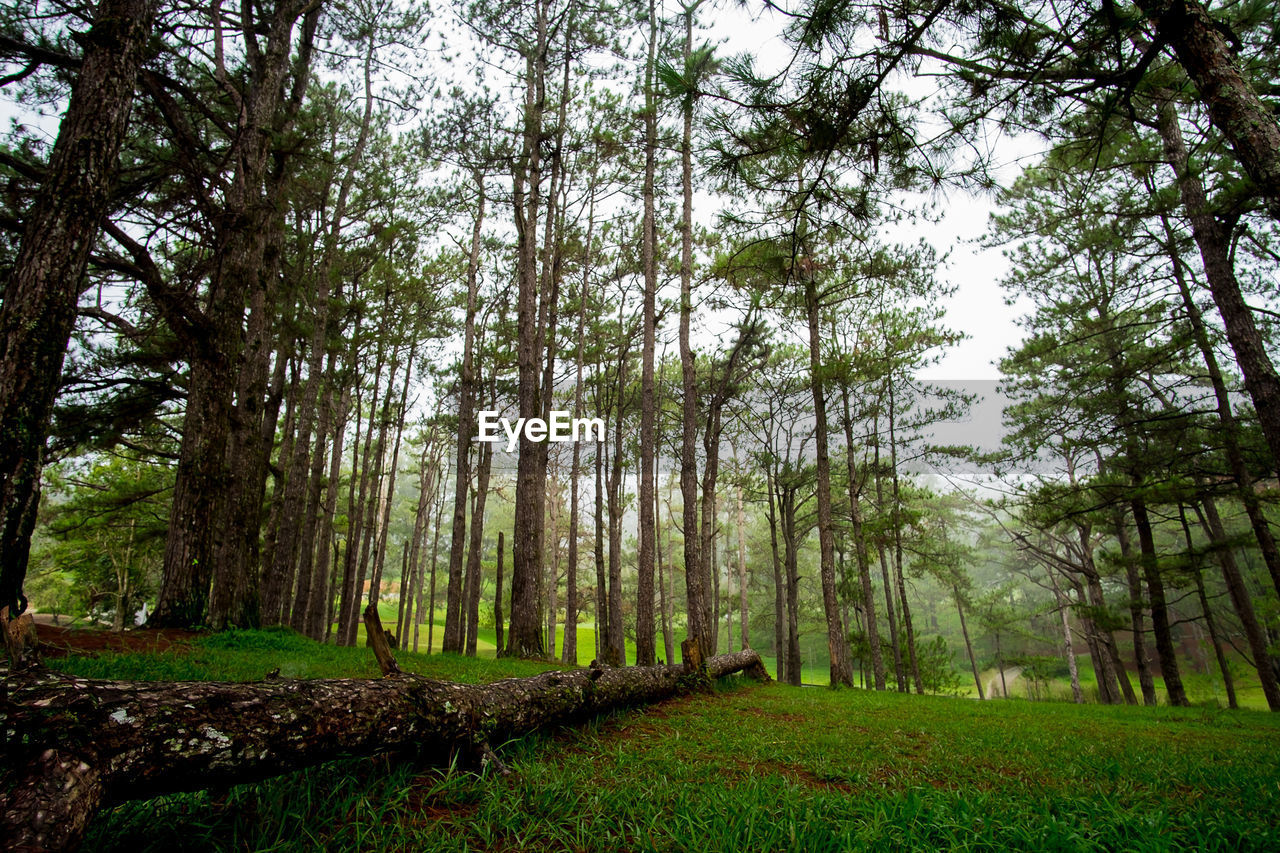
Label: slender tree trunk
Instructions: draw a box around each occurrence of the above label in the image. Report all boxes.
[735,476,749,650]
[766,459,786,684]
[1160,214,1280,600]
[954,581,984,700]
[841,386,884,690]
[1113,513,1157,705]
[605,364,627,666]
[305,374,352,640]
[780,486,802,687]
[294,349,337,636]
[884,383,919,694]
[464,441,493,657]
[492,529,505,653]
[1178,506,1237,708]
[424,475,447,654]
[400,443,436,649]
[546,476,560,660]
[369,354,414,608]
[1155,98,1280,471]
[658,464,674,664]
[345,347,397,645]
[594,431,607,663]
[443,177,486,653]
[1133,496,1189,706]
[1194,496,1280,710]
[562,165,596,667]
[634,0,659,668]
[1046,569,1083,704]
[677,7,707,659]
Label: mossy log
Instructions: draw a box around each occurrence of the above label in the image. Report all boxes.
[0,630,768,851]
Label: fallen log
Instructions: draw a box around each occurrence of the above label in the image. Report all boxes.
[1,632,768,851]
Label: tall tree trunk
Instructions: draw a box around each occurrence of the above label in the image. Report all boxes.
[293,348,337,636]
[953,581,984,700]
[1194,496,1280,710]
[423,473,447,654]
[735,476,749,650]
[1154,97,1280,471]
[884,382,919,694]
[780,484,802,686]
[343,345,397,645]
[1178,505,1237,709]
[1160,211,1280,600]
[594,423,607,663]
[1132,496,1189,706]
[546,476,559,660]
[872,423,905,691]
[493,529,505,653]
[804,277,853,686]
[399,442,436,649]
[658,463,674,664]
[337,341,379,644]
[0,0,155,648]
[766,458,786,684]
[1113,512,1157,706]
[464,441,493,657]
[305,371,353,640]
[1046,570,1083,704]
[443,174,487,653]
[604,360,627,666]
[562,164,596,667]
[677,6,707,659]
[841,385,884,689]
[152,2,318,629]
[507,0,551,659]
[635,0,659,668]
[369,354,415,607]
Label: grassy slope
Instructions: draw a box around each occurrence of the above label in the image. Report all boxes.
[49,625,1280,850]
[50,629,1280,852]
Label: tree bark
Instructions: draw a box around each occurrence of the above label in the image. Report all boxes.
[152,1,318,629]
[507,0,550,659]
[840,386,885,690]
[635,0,659,668]
[1136,0,1280,220]
[1133,496,1189,706]
[1154,98,1280,473]
[1194,495,1280,710]
[0,0,155,647]
[464,441,493,657]
[677,7,708,659]
[1,647,769,852]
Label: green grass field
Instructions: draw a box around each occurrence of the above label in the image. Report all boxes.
[46,627,1280,851]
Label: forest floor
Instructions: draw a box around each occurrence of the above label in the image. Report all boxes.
[36,625,1280,851]
[33,620,200,659]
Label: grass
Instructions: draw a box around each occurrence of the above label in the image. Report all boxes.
[49,629,1280,851]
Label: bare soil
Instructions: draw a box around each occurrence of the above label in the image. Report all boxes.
[29,615,200,659]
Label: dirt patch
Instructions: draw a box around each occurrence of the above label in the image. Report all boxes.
[727,757,855,793]
[734,705,806,723]
[30,621,201,659]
